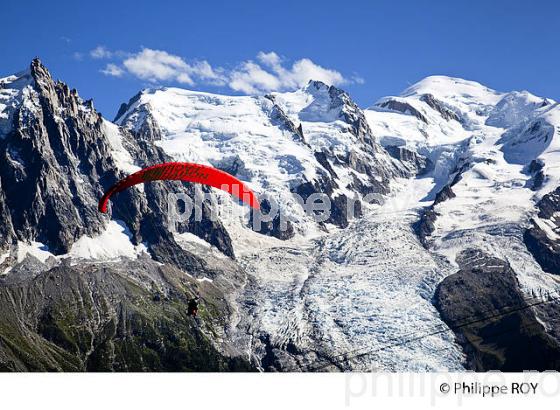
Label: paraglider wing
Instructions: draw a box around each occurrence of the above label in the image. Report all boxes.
[98,162,260,213]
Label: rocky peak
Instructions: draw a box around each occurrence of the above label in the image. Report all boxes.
[0,59,234,264]
[300,80,379,149]
[114,90,142,123]
[0,59,111,252]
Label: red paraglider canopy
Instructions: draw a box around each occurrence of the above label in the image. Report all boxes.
[98,162,260,213]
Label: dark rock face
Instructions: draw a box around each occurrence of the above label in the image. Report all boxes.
[433,185,456,205]
[114,91,142,123]
[376,99,428,124]
[0,59,114,253]
[0,258,253,371]
[414,208,438,245]
[420,93,460,122]
[384,145,432,176]
[0,178,16,247]
[434,249,560,371]
[293,175,358,229]
[531,184,560,221]
[115,92,164,142]
[524,228,560,275]
[266,95,307,145]
[249,198,295,240]
[414,184,454,245]
[314,151,338,179]
[526,159,545,191]
[499,117,556,164]
[524,186,560,275]
[326,84,376,147]
[414,163,468,244]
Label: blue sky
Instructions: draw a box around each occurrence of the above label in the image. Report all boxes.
[2,0,559,118]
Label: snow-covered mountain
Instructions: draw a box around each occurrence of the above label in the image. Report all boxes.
[1,61,560,371]
[114,80,406,241]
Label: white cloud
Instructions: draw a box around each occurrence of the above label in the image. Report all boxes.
[123,49,193,84]
[229,51,347,93]
[101,63,124,77]
[120,48,224,85]
[90,45,113,59]
[229,61,281,94]
[190,60,226,85]
[257,51,282,67]
[95,48,357,93]
[352,75,365,85]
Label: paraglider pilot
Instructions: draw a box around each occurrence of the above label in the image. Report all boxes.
[188,297,199,317]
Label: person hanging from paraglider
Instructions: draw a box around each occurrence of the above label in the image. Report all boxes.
[187,296,199,317]
[187,296,202,327]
